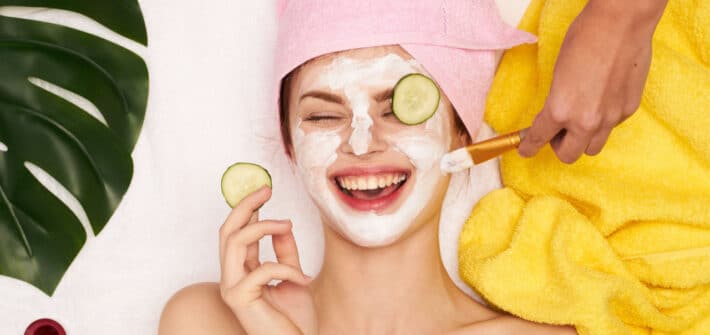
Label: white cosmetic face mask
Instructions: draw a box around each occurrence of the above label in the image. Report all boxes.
[291,53,452,247]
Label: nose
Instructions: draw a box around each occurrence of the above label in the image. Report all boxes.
[347,113,373,155]
[341,116,388,156]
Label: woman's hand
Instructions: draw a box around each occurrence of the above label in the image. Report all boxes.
[219,186,317,335]
[518,0,668,163]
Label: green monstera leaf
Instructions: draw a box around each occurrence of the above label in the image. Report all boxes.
[0,1,148,295]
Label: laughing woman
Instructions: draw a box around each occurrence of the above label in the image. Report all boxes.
[159,1,577,334]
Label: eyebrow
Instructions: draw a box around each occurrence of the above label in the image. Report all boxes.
[299,91,344,105]
[299,87,394,105]
[373,88,394,103]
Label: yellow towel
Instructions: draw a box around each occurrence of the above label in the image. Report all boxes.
[458,1,710,334]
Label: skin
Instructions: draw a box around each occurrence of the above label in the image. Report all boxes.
[159,46,576,335]
[519,0,670,164]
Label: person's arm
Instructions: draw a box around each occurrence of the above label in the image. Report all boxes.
[518,0,669,163]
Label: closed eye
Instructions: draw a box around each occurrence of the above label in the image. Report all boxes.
[303,114,346,125]
[305,115,341,121]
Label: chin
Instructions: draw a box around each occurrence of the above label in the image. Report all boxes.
[320,192,446,249]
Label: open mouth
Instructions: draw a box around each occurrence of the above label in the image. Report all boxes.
[331,170,410,211]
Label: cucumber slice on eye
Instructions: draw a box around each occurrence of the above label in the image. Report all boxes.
[392,73,440,125]
[221,162,272,208]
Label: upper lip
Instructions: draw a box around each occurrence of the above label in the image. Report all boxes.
[329,166,411,179]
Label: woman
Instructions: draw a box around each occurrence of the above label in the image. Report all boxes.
[160,1,577,334]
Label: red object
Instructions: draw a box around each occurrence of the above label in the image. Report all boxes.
[25,319,65,335]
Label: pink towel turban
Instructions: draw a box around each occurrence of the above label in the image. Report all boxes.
[272,0,536,141]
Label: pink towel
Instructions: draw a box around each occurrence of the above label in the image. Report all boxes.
[270,0,536,142]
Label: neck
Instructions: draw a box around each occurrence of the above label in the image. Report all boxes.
[311,215,491,334]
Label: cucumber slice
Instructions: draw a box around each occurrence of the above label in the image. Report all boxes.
[221,162,272,208]
[392,73,440,125]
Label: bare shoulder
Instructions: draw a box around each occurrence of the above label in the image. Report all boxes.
[454,314,577,335]
[159,282,245,335]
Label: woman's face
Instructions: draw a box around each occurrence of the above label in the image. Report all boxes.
[286,45,463,247]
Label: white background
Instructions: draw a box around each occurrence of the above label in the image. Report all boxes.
[0,1,531,333]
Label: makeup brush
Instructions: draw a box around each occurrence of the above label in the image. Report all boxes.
[440,128,529,174]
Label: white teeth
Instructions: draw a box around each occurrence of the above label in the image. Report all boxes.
[367,176,378,189]
[357,178,367,190]
[336,173,408,191]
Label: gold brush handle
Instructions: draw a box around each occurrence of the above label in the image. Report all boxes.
[467,128,529,164]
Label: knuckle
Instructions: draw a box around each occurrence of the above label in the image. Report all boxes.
[547,108,568,124]
[225,232,244,247]
[603,113,622,128]
[577,118,600,133]
[624,101,641,115]
[622,107,637,120]
[218,224,227,236]
[581,110,603,130]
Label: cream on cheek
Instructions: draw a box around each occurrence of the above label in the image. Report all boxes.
[292,121,340,173]
[291,54,452,247]
[385,104,452,225]
[390,110,450,173]
[291,116,341,217]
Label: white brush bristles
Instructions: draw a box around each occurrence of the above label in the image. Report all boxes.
[440,147,473,174]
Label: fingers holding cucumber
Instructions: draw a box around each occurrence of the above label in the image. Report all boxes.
[218,163,315,334]
[221,162,272,208]
[219,162,274,290]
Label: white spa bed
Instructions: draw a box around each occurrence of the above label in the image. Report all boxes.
[0,1,531,333]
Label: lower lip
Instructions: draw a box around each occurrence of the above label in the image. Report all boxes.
[332,179,408,212]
